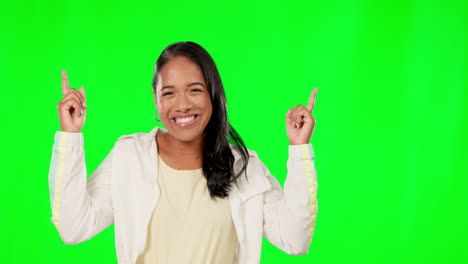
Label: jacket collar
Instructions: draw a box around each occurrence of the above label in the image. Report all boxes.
[137,126,271,203]
[140,126,246,169]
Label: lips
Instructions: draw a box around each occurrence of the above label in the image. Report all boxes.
[171,114,199,127]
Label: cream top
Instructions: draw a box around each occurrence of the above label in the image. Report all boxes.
[136,155,239,264]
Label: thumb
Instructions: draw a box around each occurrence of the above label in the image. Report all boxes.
[79,86,86,102]
[285,108,295,130]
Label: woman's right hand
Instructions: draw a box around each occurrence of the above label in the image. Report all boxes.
[58,69,87,133]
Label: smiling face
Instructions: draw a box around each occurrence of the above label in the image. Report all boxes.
[154,55,213,144]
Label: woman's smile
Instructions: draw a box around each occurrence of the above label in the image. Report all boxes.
[171,114,200,127]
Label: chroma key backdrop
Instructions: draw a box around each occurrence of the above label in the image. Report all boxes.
[0,0,466,263]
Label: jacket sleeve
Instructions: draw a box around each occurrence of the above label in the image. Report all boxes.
[48,131,116,245]
[262,143,318,255]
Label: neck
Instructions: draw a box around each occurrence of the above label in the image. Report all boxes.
[159,133,204,159]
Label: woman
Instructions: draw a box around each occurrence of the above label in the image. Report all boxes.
[49,41,318,264]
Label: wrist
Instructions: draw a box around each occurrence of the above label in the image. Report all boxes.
[288,144,315,160]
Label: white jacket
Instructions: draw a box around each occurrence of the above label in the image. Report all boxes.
[48,126,318,264]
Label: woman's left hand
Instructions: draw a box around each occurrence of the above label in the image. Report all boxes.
[286,87,317,145]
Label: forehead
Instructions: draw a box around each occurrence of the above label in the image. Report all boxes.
[160,55,205,83]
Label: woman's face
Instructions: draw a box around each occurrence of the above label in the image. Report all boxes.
[154,55,213,143]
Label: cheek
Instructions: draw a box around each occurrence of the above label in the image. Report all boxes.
[201,97,213,117]
[157,100,167,114]
[157,102,170,121]
[203,109,212,123]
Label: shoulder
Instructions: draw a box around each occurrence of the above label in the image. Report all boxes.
[229,144,268,175]
[115,133,141,148]
[114,131,153,151]
[117,132,146,142]
[229,145,273,195]
[229,144,259,159]
[117,126,160,143]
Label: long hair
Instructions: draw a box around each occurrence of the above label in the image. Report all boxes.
[152,41,250,200]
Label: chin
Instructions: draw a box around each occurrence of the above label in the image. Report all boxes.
[170,130,204,144]
[175,135,199,143]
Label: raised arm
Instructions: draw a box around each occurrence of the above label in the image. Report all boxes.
[262,87,319,255]
[49,69,114,244]
[262,143,318,255]
[49,131,116,244]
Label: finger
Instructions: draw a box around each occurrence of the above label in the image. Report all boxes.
[291,105,302,123]
[294,110,304,128]
[290,106,311,128]
[296,107,308,122]
[306,87,317,112]
[66,88,86,108]
[80,103,86,120]
[290,108,296,126]
[59,96,82,110]
[62,69,69,96]
[64,89,83,103]
[78,86,88,108]
[296,108,314,125]
[290,107,300,128]
[62,93,84,111]
[79,86,87,108]
[60,98,84,117]
[286,108,296,130]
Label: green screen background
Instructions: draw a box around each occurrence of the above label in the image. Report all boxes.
[0,0,466,263]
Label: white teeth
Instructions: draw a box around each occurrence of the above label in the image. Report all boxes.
[174,115,196,123]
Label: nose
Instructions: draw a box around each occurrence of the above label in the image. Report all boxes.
[175,93,193,112]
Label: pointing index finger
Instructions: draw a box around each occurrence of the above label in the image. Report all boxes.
[61,69,69,96]
[306,87,317,112]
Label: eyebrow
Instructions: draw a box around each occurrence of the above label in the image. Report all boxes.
[161,82,206,91]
